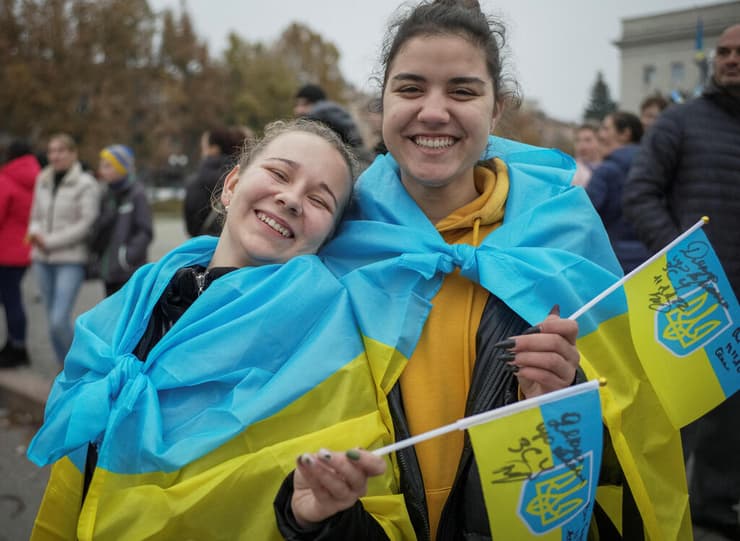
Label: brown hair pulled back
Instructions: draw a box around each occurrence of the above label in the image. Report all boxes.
[378,0,520,108]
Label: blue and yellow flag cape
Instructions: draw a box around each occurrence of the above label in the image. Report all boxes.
[27,236,419,540]
[322,136,689,540]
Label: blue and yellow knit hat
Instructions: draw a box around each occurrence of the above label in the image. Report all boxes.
[100,144,135,176]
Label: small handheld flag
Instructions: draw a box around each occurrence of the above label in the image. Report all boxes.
[572,218,740,429]
[374,380,604,540]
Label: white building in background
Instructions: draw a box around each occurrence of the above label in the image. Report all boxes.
[615,1,740,113]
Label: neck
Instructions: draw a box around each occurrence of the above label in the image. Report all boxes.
[402,173,479,225]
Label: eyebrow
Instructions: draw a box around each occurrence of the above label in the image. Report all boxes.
[266,157,339,207]
[390,73,487,87]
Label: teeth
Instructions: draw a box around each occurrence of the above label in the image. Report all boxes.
[414,136,455,149]
[257,212,292,237]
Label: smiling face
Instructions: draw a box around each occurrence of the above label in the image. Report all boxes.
[212,131,352,268]
[381,34,498,215]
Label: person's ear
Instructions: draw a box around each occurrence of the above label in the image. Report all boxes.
[221,165,240,207]
[490,100,505,134]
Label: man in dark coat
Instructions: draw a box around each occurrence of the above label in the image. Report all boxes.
[623,24,740,541]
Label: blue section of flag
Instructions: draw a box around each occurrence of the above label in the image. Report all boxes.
[523,388,602,538]
[322,136,623,338]
[28,237,376,474]
[663,228,740,397]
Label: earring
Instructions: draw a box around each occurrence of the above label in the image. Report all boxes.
[224,204,230,211]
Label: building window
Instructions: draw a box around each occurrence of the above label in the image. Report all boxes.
[671,62,685,86]
[643,65,657,86]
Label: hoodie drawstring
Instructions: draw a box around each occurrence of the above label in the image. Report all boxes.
[462,217,483,389]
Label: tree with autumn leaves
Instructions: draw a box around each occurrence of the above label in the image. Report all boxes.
[0,0,353,181]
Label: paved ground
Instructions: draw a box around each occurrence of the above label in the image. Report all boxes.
[0,215,186,540]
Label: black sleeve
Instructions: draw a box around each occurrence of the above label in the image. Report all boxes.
[183,168,211,237]
[274,472,390,541]
[125,188,154,267]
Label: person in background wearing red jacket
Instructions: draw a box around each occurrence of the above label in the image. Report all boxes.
[0,139,41,368]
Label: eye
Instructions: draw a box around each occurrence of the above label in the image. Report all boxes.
[308,195,332,212]
[268,167,288,182]
[451,87,478,99]
[396,85,423,96]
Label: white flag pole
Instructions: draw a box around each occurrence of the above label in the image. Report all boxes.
[567,216,708,321]
[372,379,602,457]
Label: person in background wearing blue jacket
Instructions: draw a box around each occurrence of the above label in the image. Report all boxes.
[586,111,649,273]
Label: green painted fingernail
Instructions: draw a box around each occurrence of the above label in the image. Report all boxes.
[346,449,361,461]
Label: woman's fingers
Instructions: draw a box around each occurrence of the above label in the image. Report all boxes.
[508,351,577,385]
[495,312,580,398]
[291,448,387,525]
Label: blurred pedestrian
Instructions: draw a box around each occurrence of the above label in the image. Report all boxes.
[571,124,602,187]
[184,127,245,237]
[27,133,99,364]
[0,139,41,368]
[88,145,153,296]
[639,94,668,131]
[587,111,649,273]
[294,83,372,166]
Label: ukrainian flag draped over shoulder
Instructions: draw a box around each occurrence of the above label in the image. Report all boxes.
[322,136,688,540]
[323,136,622,330]
[27,236,417,540]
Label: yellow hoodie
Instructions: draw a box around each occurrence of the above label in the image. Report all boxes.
[399,161,509,539]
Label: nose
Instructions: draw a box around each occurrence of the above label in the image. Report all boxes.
[275,188,302,216]
[416,90,450,124]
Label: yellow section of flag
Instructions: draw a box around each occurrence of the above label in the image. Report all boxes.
[32,342,415,541]
[468,382,602,540]
[624,248,733,428]
[579,314,693,541]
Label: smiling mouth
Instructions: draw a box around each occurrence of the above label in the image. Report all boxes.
[256,211,293,238]
[412,135,457,149]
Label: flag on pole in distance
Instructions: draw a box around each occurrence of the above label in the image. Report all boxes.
[624,226,740,428]
[467,382,603,541]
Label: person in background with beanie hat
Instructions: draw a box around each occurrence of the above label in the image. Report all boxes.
[0,138,41,368]
[293,83,371,167]
[28,133,99,364]
[89,144,153,296]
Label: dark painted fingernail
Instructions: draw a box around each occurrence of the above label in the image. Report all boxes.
[521,325,541,335]
[498,351,516,362]
[549,304,561,316]
[298,453,313,466]
[494,338,516,349]
[346,449,361,461]
[319,448,332,461]
[505,364,520,374]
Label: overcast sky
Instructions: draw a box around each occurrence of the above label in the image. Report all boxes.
[149,0,727,122]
